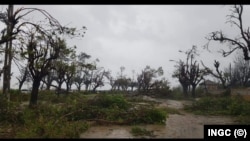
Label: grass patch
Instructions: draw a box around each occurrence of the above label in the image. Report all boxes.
[90,94,131,110]
[185,95,250,124]
[67,94,167,125]
[131,107,167,125]
[0,92,169,138]
[14,103,89,138]
[130,126,154,137]
[162,107,181,115]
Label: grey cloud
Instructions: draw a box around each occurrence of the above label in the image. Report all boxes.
[1,5,250,89]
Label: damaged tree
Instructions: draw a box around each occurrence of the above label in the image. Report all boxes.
[201,60,231,89]
[206,5,250,60]
[172,46,208,97]
[0,5,86,107]
[1,6,86,100]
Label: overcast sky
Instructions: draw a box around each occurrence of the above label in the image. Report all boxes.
[1,5,250,90]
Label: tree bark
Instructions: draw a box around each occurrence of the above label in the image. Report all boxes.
[66,83,71,94]
[29,78,41,108]
[191,85,196,98]
[3,5,14,99]
[56,82,63,95]
[85,84,89,92]
[77,85,81,92]
[92,84,99,93]
[183,85,188,97]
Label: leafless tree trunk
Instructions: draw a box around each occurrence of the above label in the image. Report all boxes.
[3,5,14,101]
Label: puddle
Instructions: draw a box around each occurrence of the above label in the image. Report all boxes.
[80,112,235,139]
[80,125,133,138]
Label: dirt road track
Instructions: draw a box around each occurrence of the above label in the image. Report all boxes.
[80,97,236,139]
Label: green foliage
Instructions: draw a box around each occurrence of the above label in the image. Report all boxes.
[235,115,250,125]
[9,89,20,95]
[167,87,187,100]
[222,88,231,96]
[185,95,250,119]
[229,96,250,116]
[195,87,206,97]
[130,126,154,137]
[168,86,205,100]
[0,95,21,123]
[143,108,167,124]
[129,107,167,125]
[64,94,167,125]
[186,97,231,115]
[16,117,88,138]
[90,94,130,109]
[15,103,89,138]
[161,107,181,115]
[0,92,169,138]
[6,89,30,103]
[61,94,167,125]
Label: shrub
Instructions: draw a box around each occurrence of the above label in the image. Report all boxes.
[15,103,89,138]
[89,94,131,110]
[0,95,21,123]
[65,94,167,125]
[130,107,167,125]
[1,92,169,138]
[130,126,154,137]
[168,87,186,100]
[186,96,250,117]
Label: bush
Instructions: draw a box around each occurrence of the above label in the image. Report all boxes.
[167,87,186,100]
[222,88,231,97]
[186,96,250,117]
[0,95,21,123]
[144,108,167,124]
[15,103,89,138]
[129,107,167,125]
[89,94,131,110]
[15,118,88,138]
[0,92,169,138]
[65,94,167,125]
[130,126,154,137]
[9,89,20,95]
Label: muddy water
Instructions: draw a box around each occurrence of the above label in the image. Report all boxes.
[80,97,236,139]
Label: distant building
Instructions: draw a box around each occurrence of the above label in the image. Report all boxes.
[199,80,218,92]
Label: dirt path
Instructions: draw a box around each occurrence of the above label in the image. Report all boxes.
[80,97,236,139]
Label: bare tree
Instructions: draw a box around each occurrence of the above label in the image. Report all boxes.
[119,66,125,78]
[206,5,250,60]
[1,5,14,99]
[16,64,32,92]
[128,79,137,92]
[201,60,231,89]
[172,46,208,97]
[172,60,190,97]
[91,68,109,93]
[106,72,116,91]
[41,70,56,90]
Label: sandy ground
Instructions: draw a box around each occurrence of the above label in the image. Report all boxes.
[80,96,236,139]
